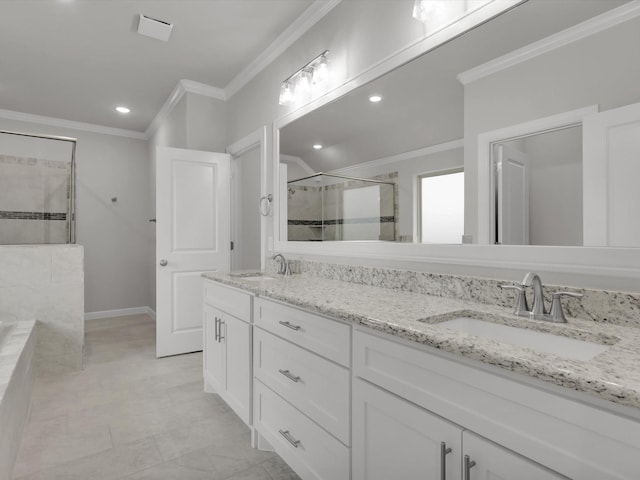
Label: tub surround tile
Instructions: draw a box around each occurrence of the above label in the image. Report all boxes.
[0,245,84,376]
[0,320,36,480]
[204,271,640,412]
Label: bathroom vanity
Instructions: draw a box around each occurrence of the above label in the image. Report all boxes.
[202,272,640,480]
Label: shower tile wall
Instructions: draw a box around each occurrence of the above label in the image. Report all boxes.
[0,155,71,245]
[287,173,399,242]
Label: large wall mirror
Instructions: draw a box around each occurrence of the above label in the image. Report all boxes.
[277,0,640,250]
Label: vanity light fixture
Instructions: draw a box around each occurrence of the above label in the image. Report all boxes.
[312,144,323,150]
[115,106,130,114]
[412,0,492,32]
[279,50,330,106]
[369,95,383,103]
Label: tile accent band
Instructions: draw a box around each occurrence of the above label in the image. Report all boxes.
[0,211,67,221]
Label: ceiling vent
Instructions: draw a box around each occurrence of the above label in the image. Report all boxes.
[137,14,173,42]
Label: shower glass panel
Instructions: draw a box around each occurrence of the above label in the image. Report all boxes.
[0,130,76,244]
[287,173,396,242]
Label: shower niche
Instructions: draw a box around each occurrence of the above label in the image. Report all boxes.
[0,130,76,245]
[287,172,397,242]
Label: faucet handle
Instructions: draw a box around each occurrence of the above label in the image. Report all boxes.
[499,284,529,316]
[549,291,584,323]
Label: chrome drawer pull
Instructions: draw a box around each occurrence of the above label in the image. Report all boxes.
[279,320,301,331]
[464,455,476,480]
[214,317,219,342]
[218,319,225,342]
[440,442,452,480]
[278,369,301,383]
[279,429,301,448]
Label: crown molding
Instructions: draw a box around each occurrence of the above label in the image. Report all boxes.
[329,139,464,176]
[224,0,343,99]
[145,81,186,138]
[146,0,341,135]
[145,79,227,138]
[0,108,147,140]
[280,154,315,176]
[180,79,227,101]
[457,0,640,85]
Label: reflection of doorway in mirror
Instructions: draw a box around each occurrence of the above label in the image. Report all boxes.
[493,125,582,246]
[419,169,464,244]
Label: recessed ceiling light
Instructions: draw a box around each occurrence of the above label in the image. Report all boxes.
[313,144,323,150]
[116,106,130,114]
[369,95,383,103]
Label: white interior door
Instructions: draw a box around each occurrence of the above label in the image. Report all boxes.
[583,102,640,247]
[496,143,529,245]
[156,147,230,357]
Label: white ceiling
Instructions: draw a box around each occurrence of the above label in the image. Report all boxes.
[0,0,318,133]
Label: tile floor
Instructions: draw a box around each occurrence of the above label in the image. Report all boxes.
[13,314,300,480]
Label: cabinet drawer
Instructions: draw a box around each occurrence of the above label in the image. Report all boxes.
[254,327,350,445]
[255,380,350,480]
[203,280,251,321]
[254,297,350,366]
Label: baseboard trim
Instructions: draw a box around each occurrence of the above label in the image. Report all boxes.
[85,307,156,321]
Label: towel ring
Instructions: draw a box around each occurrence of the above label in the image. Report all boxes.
[258,194,273,216]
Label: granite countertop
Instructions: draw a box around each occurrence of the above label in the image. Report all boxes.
[203,272,640,412]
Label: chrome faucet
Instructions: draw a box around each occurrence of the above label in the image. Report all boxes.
[272,252,292,275]
[500,272,583,323]
[521,272,546,318]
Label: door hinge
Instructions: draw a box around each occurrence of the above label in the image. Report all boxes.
[230,241,234,251]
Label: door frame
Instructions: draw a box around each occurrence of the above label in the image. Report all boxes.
[226,126,268,271]
[476,105,598,244]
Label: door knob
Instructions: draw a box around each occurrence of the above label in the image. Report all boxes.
[159,259,168,266]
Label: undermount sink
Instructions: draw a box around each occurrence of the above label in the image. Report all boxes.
[229,272,276,281]
[241,275,276,281]
[439,317,609,361]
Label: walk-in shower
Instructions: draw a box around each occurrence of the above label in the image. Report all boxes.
[287,172,397,242]
[0,130,76,244]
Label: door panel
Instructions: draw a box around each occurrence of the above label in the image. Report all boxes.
[223,315,251,425]
[156,147,230,357]
[172,160,217,251]
[496,143,529,245]
[353,378,462,480]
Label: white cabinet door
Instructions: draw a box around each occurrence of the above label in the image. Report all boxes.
[223,314,251,426]
[462,431,565,480]
[203,304,225,394]
[353,378,462,480]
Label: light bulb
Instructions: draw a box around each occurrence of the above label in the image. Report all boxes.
[296,68,313,103]
[279,82,294,105]
[312,56,329,86]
